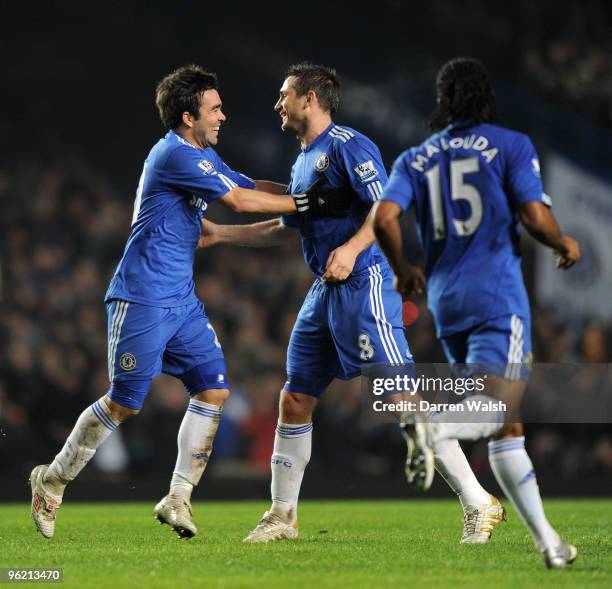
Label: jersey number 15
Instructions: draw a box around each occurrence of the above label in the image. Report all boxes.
[425,157,483,240]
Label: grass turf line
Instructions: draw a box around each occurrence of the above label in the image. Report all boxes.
[1,499,610,588]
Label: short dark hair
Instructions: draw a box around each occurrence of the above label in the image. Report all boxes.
[427,58,496,131]
[155,65,219,130]
[286,62,340,115]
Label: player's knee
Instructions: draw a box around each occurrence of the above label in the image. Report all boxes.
[495,421,524,439]
[192,387,230,406]
[279,390,315,423]
[102,395,140,422]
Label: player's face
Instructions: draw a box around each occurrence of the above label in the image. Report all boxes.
[274,77,308,133]
[192,89,226,147]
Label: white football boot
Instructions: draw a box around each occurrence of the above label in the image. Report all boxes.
[542,541,578,569]
[460,495,507,544]
[399,414,435,491]
[243,511,299,543]
[154,494,197,539]
[29,464,63,539]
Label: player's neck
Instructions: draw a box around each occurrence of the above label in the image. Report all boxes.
[176,127,206,149]
[299,115,333,149]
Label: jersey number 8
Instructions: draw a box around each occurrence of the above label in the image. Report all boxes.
[425,157,483,240]
[358,334,374,361]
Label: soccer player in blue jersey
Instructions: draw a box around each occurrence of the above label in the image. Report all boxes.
[29,65,351,540]
[373,58,580,568]
[199,62,502,544]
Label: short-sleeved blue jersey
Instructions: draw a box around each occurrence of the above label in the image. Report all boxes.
[281,123,388,277]
[382,122,550,337]
[105,130,255,307]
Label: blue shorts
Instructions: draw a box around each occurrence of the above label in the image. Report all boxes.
[441,314,532,381]
[106,299,228,409]
[285,263,413,397]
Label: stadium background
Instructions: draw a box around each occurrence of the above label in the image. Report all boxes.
[1,0,611,502]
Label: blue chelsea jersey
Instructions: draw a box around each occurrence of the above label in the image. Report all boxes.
[281,123,389,277]
[382,123,550,336]
[105,130,255,306]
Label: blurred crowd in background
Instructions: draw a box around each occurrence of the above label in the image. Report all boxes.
[1,0,611,496]
[427,0,612,128]
[1,150,610,490]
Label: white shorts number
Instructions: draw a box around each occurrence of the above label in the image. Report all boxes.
[358,333,374,361]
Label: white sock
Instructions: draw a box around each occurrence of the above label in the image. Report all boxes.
[44,399,120,495]
[488,437,561,550]
[434,438,491,507]
[432,395,505,442]
[171,399,222,501]
[270,422,312,523]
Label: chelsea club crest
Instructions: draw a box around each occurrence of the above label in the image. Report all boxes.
[315,153,330,172]
[119,352,137,371]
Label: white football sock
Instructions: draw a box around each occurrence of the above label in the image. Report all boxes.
[44,398,120,495]
[270,422,312,523]
[488,437,560,550]
[434,438,491,507]
[171,399,222,501]
[431,395,505,442]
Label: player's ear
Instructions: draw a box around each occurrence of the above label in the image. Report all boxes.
[182,111,194,128]
[305,89,317,110]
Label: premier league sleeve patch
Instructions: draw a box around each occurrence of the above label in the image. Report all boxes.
[354,160,379,183]
[197,160,216,174]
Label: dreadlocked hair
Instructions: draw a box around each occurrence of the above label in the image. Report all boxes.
[427,58,496,131]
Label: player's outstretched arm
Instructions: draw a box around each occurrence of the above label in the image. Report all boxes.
[254,180,288,194]
[372,201,425,297]
[519,201,580,269]
[220,182,350,217]
[197,218,292,249]
[220,187,297,214]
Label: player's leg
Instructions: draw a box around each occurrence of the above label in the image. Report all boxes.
[434,315,576,564]
[40,397,136,491]
[416,324,524,544]
[167,383,228,506]
[398,322,504,542]
[488,420,575,568]
[31,300,164,538]
[153,384,228,539]
[333,264,433,489]
[244,387,326,544]
[30,395,139,539]
[429,319,528,444]
[245,281,337,543]
[270,389,319,519]
[156,302,231,538]
[334,264,437,489]
[431,331,511,443]
[335,264,494,513]
[478,317,576,566]
[458,379,576,564]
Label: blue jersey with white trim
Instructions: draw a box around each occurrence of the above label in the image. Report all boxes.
[105,130,255,307]
[281,123,388,277]
[382,123,549,336]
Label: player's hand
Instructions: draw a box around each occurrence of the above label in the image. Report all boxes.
[555,236,580,269]
[394,264,426,297]
[322,243,358,282]
[293,177,352,218]
[197,219,219,249]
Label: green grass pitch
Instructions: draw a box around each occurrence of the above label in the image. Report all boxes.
[1,499,610,588]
